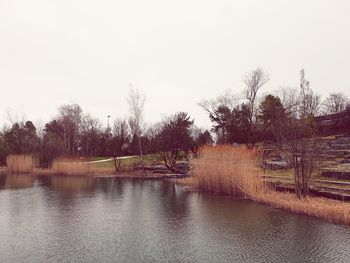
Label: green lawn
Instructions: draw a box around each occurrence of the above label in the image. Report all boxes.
[92,154,162,169]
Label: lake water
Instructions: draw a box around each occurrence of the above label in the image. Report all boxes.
[0,174,350,263]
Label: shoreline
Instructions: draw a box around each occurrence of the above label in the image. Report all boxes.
[175,177,350,227]
[2,166,350,226]
[2,165,350,200]
[0,166,187,179]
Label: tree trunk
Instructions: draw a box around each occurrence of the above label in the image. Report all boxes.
[294,170,302,199]
[112,154,120,173]
[137,136,144,172]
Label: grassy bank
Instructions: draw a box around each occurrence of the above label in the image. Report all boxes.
[191,145,350,226]
[91,154,160,170]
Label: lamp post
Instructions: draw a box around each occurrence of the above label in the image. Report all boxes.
[107,115,111,129]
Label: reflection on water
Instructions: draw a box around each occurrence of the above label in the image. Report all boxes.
[1,174,37,189]
[0,174,349,263]
[50,176,95,192]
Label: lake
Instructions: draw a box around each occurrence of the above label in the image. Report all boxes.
[0,174,349,262]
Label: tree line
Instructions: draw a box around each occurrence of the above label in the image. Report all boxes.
[0,88,213,170]
[201,68,350,146]
[1,68,349,185]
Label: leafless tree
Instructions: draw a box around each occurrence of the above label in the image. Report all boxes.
[275,70,323,198]
[113,118,130,154]
[80,114,102,156]
[144,122,162,148]
[244,68,270,125]
[277,117,321,198]
[112,155,122,173]
[113,118,129,142]
[5,108,27,125]
[277,87,300,116]
[199,90,239,115]
[81,114,101,133]
[33,119,45,138]
[243,68,269,146]
[299,69,321,118]
[127,86,145,167]
[107,119,129,173]
[57,104,83,154]
[322,92,349,115]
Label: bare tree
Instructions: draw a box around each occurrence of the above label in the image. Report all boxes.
[127,86,145,167]
[277,117,321,198]
[277,86,300,116]
[322,92,349,115]
[4,108,27,129]
[57,104,83,154]
[108,118,129,172]
[299,69,321,118]
[113,118,130,154]
[143,122,160,151]
[33,119,45,138]
[244,68,269,124]
[80,114,102,156]
[243,68,269,146]
[275,70,322,198]
[199,90,239,115]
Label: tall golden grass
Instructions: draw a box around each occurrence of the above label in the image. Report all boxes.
[192,145,350,225]
[192,145,266,197]
[51,158,94,176]
[256,191,350,225]
[6,154,37,173]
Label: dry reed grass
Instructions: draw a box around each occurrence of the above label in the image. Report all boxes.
[51,158,94,176]
[6,154,37,173]
[192,145,350,225]
[192,145,266,197]
[255,191,350,225]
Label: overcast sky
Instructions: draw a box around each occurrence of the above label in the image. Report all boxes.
[1,0,350,129]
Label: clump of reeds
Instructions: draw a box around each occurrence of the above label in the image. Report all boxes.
[6,154,37,173]
[257,191,350,225]
[192,145,350,225]
[51,158,94,176]
[192,145,266,197]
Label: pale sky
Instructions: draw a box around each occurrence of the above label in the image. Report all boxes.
[1,0,350,129]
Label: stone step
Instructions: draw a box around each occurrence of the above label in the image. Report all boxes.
[328,144,350,150]
[321,170,350,180]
